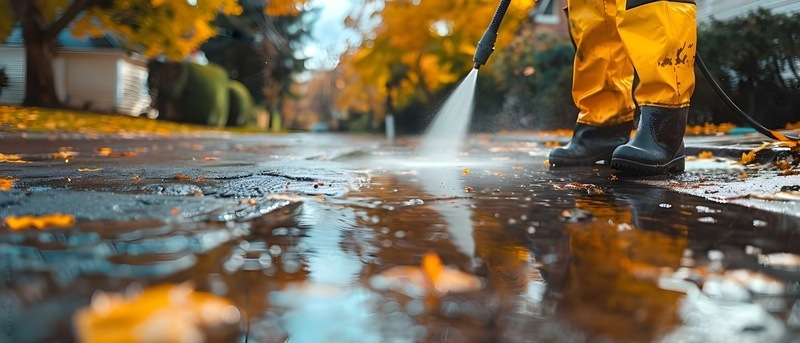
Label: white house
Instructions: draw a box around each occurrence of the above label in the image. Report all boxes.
[697,0,800,22]
[0,28,150,116]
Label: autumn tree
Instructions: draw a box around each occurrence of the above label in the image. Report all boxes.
[336,0,535,124]
[0,0,306,109]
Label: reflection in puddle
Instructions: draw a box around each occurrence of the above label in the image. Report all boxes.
[415,164,476,265]
[4,140,800,342]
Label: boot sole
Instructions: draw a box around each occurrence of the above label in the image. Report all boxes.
[610,156,685,175]
[549,154,612,167]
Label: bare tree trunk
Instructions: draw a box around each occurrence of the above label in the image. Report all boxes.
[10,0,95,108]
[22,27,60,107]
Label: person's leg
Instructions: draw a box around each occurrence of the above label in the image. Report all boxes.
[611,0,697,174]
[549,0,635,167]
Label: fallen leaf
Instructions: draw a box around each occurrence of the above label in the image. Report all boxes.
[0,153,26,163]
[77,168,103,172]
[0,177,16,191]
[739,151,757,165]
[369,252,482,298]
[5,213,75,230]
[97,147,113,156]
[73,283,240,343]
[698,151,714,159]
[779,169,800,176]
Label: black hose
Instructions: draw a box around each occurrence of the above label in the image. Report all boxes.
[488,0,511,33]
[695,53,798,141]
[473,0,512,69]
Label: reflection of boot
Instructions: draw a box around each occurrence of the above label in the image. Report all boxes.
[549,121,632,167]
[611,106,687,174]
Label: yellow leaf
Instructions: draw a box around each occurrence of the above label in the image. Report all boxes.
[0,153,25,163]
[5,213,75,230]
[77,168,102,172]
[74,283,240,343]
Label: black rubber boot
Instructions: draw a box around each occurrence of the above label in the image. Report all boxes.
[610,106,688,174]
[549,121,632,167]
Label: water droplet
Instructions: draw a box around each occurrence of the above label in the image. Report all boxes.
[697,216,718,224]
[659,203,672,208]
[403,199,424,206]
[753,219,768,228]
[696,206,720,213]
[394,230,406,239]
[406,300,425,316]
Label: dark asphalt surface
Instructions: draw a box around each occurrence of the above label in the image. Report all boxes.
[1,130,799,343]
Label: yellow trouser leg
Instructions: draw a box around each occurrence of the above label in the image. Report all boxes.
[617,1,697,108]
[568,0,636,126]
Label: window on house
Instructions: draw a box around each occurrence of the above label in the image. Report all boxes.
[534,0,559,25]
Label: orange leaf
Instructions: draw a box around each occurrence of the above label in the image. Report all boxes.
[739,151,757,165]
[5,213,75,230]
[0,153,25,163]
[74,283,240,343]
[0,177,16,191]
[422,252,443,284]
[697,151,714,159]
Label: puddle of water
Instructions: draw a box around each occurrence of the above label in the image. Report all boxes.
[3,138,800,343]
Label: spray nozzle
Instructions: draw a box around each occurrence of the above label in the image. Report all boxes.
[473,30,496,69]
[472,0,511,70]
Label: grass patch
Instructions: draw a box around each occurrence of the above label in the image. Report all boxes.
[0,106,223,135]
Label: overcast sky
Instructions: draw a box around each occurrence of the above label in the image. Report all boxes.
[304,0,361,70]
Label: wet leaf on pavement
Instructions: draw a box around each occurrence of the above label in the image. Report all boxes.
[369,252,482,298]
[73,283,241,343]
[4,213,75,230]
[0,177,16,191]
[0,152,26,163]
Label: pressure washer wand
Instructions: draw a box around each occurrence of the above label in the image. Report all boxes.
[473,0,512,70]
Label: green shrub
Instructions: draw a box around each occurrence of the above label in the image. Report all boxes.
[179,63,230,127]
[695,9,800,128]
[227,80,257,127]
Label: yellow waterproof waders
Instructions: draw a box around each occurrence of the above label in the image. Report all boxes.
[550,0,696,169]
[569,0,697,126]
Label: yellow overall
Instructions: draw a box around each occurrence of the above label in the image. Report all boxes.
[568,0,697,126]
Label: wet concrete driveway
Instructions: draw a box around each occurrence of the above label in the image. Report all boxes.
[1,131,799,343]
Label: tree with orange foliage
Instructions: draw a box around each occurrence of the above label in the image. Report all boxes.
[336,0,535,122]
[0,0,305,109]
